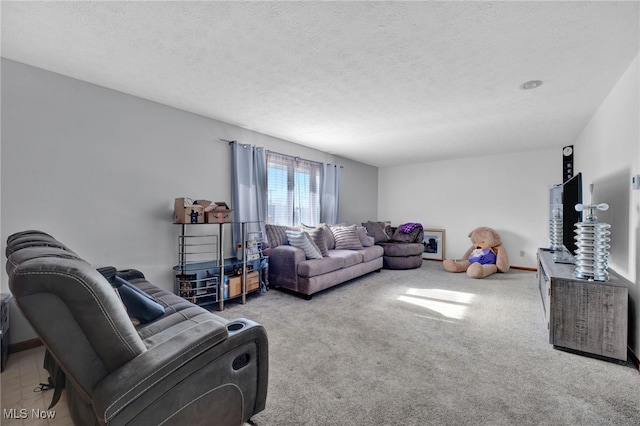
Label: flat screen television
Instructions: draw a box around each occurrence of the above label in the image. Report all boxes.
[562,172,583,256]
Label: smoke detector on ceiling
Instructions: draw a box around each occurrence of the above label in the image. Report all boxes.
[520,80,543,90]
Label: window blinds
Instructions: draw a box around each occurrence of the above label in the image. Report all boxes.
[266,152,321,226]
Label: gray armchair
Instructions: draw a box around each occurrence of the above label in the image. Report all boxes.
[362,222,425,269]
[5,230,268,425]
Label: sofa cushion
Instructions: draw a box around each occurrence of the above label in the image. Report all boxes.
[266,224,298,247]
[297,256,345,278]
[358,245,385,262]
[5,235,77,258]
[331,225,363,250]
[328,249,363,268]
[6,246,84,276]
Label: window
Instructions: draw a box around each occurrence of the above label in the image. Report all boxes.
[267,152,321,226]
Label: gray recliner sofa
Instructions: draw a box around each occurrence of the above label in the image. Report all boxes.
[5,230,268,426]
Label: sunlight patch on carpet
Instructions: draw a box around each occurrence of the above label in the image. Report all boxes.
[397,288,475,320]
[413,314,458,323]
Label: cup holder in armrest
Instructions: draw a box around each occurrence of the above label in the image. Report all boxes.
[227,322,245,333]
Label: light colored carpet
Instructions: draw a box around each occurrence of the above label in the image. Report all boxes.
[218,261,640,426]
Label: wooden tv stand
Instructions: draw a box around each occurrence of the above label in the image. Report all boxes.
[537,249,628,361]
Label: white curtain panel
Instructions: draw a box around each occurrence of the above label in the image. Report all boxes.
[320,163,341,225]
[294,158,322,226]
[231,142,267,248]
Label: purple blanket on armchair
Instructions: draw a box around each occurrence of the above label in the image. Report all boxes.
[398,222,423,234]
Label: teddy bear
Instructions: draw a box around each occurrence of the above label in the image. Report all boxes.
[443,226,510,279]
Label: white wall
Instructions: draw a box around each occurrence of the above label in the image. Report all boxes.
[574,54,639,357]
[379,53,640,358]
[378,149,560,268]
[3,53,638,354]
[0,59,378,343]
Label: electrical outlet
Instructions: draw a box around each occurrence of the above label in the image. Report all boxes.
[519,250,525,257]
[632,174,640,190]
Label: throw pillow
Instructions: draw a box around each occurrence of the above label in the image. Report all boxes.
[285,230,323,259]
[356,226,375,247]
[322,224,336,250]
[362,221,390,243]
[266,224,298,248]
[379,221,393,239]
[331,225,364,250]
[301,224,330,257]
[302,222,336,251]
[113,276,165,324]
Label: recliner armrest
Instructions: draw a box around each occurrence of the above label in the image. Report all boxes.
[93,318,268,425]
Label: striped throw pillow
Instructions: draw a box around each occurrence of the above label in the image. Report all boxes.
[301,224,330,256]
[331,225,364,250]
[285,230,323,260]
[266,224,298,247]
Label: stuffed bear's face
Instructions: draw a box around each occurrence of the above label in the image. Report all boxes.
[469,227,501,248]
[474,241,491,249]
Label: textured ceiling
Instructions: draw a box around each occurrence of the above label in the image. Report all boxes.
[2,1,639,167]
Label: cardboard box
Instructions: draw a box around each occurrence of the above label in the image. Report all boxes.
[194,199,213,210]
[174,198,204,224]
[246,271,260,292]
[205,201,233,223]
[228,276,242,298]
[227,271,260,297]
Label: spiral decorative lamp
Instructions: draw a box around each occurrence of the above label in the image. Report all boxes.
[549,198,563,251]
[573,184,611,281]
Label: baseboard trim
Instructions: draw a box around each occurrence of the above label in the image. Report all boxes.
[424,260,536,272]
[8,338,43,354]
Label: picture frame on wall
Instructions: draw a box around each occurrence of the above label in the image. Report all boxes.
[422,229,445,261]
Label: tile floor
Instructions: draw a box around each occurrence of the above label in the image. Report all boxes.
[1,347,255,426]
[1,346,72,425]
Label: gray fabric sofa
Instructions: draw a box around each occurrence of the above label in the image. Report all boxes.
[5,230,268,426]
[265,224,384,299]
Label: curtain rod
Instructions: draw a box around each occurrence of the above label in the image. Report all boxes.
[266,149,343,169]
[220,138,343,168]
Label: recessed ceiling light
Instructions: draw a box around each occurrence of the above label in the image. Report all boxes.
[520,80,543,90]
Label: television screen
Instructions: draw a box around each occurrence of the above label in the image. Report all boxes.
[562,172,583,256]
